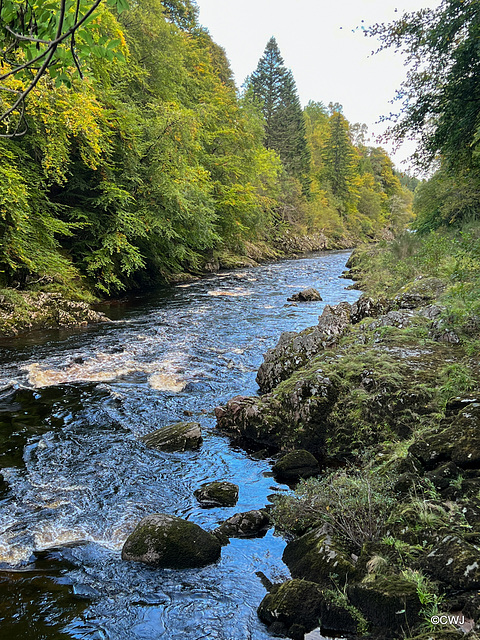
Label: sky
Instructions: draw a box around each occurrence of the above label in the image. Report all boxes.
[196,0,441,174]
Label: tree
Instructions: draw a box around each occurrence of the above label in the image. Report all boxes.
[322,108,357,206]
[367,0,480,172]
[248,36,310,194]
[0,0,128,135]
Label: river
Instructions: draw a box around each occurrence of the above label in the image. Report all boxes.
[0,250,360,640]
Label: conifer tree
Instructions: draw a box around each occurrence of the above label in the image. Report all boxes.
[249,37,310,194]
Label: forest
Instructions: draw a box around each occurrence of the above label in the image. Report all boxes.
[0,0,414,302]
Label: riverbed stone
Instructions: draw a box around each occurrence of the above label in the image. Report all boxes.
[140,421,202,452]
[257,579,324,639]
[194,481,239,507]
[283,528,357,587]
[272,450,320,482]
[287,288,323,302]
[214,509,271,539]
[121,513,221,568]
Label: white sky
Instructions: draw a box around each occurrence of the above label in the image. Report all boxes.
[196,0,442,174]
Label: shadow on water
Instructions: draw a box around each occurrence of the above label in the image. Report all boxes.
[0,252,357,640]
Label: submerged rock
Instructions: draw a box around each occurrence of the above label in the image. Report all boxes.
[287,288,323,302]
[272,450,320,482]
[214,509,271,539]
[121,513,221,568]
[140,421,202,452]
[194,481,239,507]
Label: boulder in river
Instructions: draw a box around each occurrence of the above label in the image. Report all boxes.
[194,481,239,507]
[287,288,323,302]
[257,579,324,640]
[121,513,221,568]
[272,450,320,482]
[140,421,202,452]
[214,509,271,540]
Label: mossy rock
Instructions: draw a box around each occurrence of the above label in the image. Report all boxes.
[194,481,239,507]
[121,513,221,568]
[283,528,357,587]
[395,277,446,309]
[347,576,422,633]
[140,421,202,452]
[257,579,324,639]
[410,403,480,470]
[421,534,480,590]
[214,509,270,539]
[272,450,320,482]
[319,595,367,635]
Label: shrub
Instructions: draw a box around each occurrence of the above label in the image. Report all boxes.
[272,468,395,549]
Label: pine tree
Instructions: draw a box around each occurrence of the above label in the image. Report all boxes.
[322,109,357,205]
[249,37,310,194]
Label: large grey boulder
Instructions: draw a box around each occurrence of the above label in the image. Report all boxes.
[140,421,202,452]
[121,513,221,568]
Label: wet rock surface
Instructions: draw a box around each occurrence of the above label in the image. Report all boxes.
[194,481,239,507]
[140,421,202,452]
[287,287,323,302]
[121,513,222,568]
[214,509,271,540]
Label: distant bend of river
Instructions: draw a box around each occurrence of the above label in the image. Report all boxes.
[0,251,360,640]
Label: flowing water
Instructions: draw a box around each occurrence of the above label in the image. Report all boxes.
[0,251,360,640]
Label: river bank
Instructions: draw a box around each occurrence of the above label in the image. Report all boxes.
[215,231,480,639]
[0,230,354,338]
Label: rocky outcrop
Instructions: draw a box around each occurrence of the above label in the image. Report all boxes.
[272,450,320,482]
[409,403,480,470]
[121,513,221,568]
[256,302,352,393]
[140,421,202,452]
[194,481,239,507]
[347,577,422,633]
[0,291,109,337]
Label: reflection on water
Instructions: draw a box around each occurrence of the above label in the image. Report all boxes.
[0,252,359,639]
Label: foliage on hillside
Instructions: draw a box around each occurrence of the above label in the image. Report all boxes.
[0,0,413,299]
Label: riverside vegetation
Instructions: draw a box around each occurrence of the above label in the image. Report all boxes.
[0,0,414,336]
